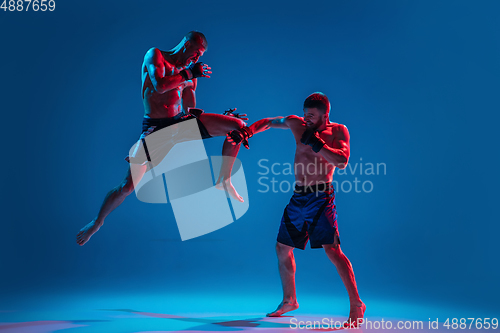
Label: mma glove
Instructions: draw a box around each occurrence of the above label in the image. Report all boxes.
[300,128,326,153]
[227,126,253,149]
[223,108,245,119]
[179,62,206,81]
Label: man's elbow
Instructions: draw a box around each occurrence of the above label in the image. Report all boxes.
[268,117,279,126]
[336,156,349,169]
[153,82,168,94]
[270,116,289,128]
[151,76,174,94]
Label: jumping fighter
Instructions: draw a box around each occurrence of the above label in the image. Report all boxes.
[77,31,250,246]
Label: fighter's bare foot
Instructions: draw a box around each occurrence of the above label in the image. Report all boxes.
[266,301,299,317]
[76,219,103,246]
[215,179,244,202]
[344,301,366,328]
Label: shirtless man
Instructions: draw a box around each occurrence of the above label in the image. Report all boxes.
[228,92,365,327]
[77,31,250,246]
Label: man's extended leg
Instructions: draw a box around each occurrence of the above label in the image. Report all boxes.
[323,244,366,326]
[214,139,241,197]
[198,113,245,202]
[266,242,300,317]
[76,163,148,246]
[213,116,277,201]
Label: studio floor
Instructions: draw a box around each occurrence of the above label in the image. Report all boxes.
[0,290,494,333]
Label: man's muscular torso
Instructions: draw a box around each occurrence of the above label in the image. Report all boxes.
[141,49,195,119]
[287,117,346,186]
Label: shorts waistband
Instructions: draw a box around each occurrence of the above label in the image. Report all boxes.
[142,112,191,132]
[294,183,334,194]
[143,112,187,124]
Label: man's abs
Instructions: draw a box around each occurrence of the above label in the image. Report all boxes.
[293,146,335,186]
[141,64,188,119]
[142,85,184,118]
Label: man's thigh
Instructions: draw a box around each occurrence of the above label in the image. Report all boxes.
[128,162,148,190]
[198,113,245,137]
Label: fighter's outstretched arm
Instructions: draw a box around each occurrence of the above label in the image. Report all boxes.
[226,115,300,148]
[317,125,350,169]
[249,115,298,135]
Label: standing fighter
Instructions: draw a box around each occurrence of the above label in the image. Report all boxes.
[77,31,250,246]
[228,92,365,327]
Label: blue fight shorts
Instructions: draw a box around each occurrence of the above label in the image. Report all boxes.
[277,183,340,250]
[125,112,212,165]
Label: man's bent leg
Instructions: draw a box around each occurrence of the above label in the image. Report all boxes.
[266,242,299,317]
[198,113,245,202]
[323,244,366,326]
[214,139,243,201]
[76,163,148,246]
[198,113,246,136]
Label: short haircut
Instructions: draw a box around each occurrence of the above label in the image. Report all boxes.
[303,92,330,114]
[185,31,207,49]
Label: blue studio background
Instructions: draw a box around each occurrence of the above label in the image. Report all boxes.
[1,0,499,321]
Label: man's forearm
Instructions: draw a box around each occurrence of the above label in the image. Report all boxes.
[182,90,196,112]
[249,116,287,135]
[319,146,349,168]
[156,74,186,94]
[249,118,273,135]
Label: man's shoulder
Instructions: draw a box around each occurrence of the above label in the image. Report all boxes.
[285,115,305,126]
[144,48,174,68]
[328,122,348,132]
[144,47,160,58]
[327,122,349,140]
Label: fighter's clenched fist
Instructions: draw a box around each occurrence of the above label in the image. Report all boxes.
[180,62,212,80]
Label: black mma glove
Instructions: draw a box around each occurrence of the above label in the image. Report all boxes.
[179,62,206,81]
[300,127,326,153]
[223,108,240,118]
[227,126,254,149]
[223,108,249,121]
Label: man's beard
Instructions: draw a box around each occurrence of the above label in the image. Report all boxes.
[307,119,323,129]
